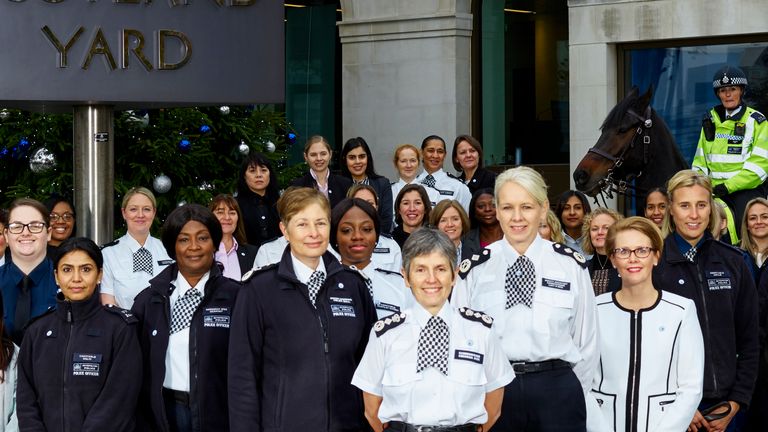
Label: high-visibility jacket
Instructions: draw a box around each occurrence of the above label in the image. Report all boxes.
[693,103,768,193]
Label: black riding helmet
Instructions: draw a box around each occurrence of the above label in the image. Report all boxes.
[712,65,748,95]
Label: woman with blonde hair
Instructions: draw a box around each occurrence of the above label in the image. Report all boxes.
[740,197,768,278]
[429,199,470,265]
[582,208,623,296]
[539,209,565,244]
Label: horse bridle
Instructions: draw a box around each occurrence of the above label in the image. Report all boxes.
[587,105,654,205]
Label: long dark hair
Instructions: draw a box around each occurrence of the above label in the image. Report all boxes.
[339,137,381,180]
[236,152,280,203]
[554,190,592,225]
[0,289,14,381]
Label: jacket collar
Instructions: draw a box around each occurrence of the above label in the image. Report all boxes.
[714,102,748,122]
[148,262,226,300]
[54,290,102,322]
[664,232,713,264]
[276,246,343,288]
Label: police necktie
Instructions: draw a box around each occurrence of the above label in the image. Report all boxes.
[307,270,325,307]
[421,174,436,188]
[12,275,31,344]
[684,246,697,263]
[170,288,203,334]
[505,255,536,309]
[364,277,374,300]
[133,247,153,275]
[416,316,449,375]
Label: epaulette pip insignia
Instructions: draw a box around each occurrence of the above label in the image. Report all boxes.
[374,312,407,337]
[751,111,766,124]
[458,248,491,280]
[375,268,403,278]
[241,263,278,282]
[552,243,588,269]
[100,239,119,249]
[105,304,138,324]
[458,307,493,328]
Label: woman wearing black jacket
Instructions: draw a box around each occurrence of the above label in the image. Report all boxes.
[235,152,281,249]
[291,135,352,209]
[339,137,394,234]
[17,237,141,432]
[131,204,239,432]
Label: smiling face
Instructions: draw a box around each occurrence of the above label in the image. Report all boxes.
[455,140,479,172]
[346,146,368,180]
[644,191,668,228]
[49,201,75,245]
[121,193,156,238]
[213,204,238,237]
[336,206,376,268]
[55,249,102,302]
[353,189,378,209]
[304,141,331,174]
[422,139,446,174]
[398,190,426,231]
[496,181,548,255]
[281,202,330,268]
[747,203,768,241]
[5,205,51,262]
[396,148,420,181]
[561,196,585,232]
[538,221,552,240]
[717,85,743,111]
[669,185,711,246]
[437,206,463,245]
[474,193,497,227]
[244,163,270,195]
[589,214,617,254]
[175,220,215,279]
[403,251,455,315]
[610,229,659,289]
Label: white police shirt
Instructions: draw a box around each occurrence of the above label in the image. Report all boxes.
[352,301,514,426]
[253,236,340,270]
[452,235,599,391]
[415,169,472,213]
[371,235,402,273]
[355,265,411,319]
[101,234,173,309]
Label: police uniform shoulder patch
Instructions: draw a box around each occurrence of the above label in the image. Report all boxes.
[751,111,766,124]
[446,172,461,181]
[458,248,491,280]
[100,239,119,249]
[380,232,394,239]
[104,304,138,324]
[552,243,588,269]
[458,307,493,328]
[375,268,403,278]
[26,307,55,328]
[374,312,407,337]
[242,263,278,282]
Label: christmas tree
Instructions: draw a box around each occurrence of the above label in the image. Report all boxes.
[0,105,303,235]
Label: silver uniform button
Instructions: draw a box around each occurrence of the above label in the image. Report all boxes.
[152,329,158,336]
[678,279,685,285]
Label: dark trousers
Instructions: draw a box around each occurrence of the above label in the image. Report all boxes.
[163,389,193,432]
[493,367,586,432]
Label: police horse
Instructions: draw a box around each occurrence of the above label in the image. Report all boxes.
[573,86,688,211]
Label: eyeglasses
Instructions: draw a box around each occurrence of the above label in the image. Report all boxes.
[6,222,47,234]
[612,246,655,259]
[50,212,74,222]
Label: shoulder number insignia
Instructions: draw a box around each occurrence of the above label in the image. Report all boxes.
[458,248,491,280]
[375,268,403,278]
[552,243,588,269]
[100,239,119,249]
[751,111,766,124]
[374,312,407,337]
[458,307,493,328]
[105,304,138,324]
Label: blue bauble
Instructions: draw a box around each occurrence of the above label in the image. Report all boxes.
[200,125,211,134]
[179,138,192,153]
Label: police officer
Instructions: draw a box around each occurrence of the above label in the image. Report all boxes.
[416,135,472,213]
[131,204,240,432]
[348,184,403,272]
[453,166,599,431]
[352,228,514,432]
[17,238,141,432]
[228,187,377,432]
[693,65,768,232]
[653,170,758,432]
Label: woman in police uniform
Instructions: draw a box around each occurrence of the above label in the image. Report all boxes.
[352,228,513,432]
[452,166,598,432]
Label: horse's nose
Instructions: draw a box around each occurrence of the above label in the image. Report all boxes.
[573,169,589,189]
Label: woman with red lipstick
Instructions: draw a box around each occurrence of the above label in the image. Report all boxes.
[209,194,257,280]
[644,188,668,229]
[555,190,592,256]
[452,135,496,196]
[590,217,704,432]
[582,208,623,296]
[392,184,432,248]
[340,137,394,234]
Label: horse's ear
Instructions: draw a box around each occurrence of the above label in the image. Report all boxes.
[639,85,654,107]
[625,86,640,98]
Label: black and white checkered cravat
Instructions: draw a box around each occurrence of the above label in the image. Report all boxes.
[307,270,325,307]
[421,174,436,188]
[505,255,536,309]
[684,246,697,263]
[133,247,153,275]
[364,277,374,299]
[416,316,449,375]
[170,288,203,334]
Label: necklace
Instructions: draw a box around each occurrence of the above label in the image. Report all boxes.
[596,253,609,270]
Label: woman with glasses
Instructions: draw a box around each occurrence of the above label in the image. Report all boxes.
[0,198,57,345]
[101,187,172,309]
[590,217,703,432]
[44,195,75,252]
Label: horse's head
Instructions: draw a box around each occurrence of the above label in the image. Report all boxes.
[573,86,655,196]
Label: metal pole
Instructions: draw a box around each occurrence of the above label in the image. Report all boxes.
[73,105,114,245]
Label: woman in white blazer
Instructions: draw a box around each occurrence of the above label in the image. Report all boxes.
[590,217,704,432]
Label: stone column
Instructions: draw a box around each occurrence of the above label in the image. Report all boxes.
[338,0,472,180]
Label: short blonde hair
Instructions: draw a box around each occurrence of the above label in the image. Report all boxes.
[122,187,157,209]
[429,200,470,237]
[605,216,664,258]
[495,166,548,207]
[740,197,768,256]
[276,187,331,224]
[663,170,719,238]
[581,207,623,255]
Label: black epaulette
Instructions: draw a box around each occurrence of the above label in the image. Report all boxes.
[104,304,138,324]
[458,307,493,328]
[751,111,766,124]
[100,239,119,250]
[375,268,403,278]
[552,243,588,268]
[458,248,491,280]
[380,232,393,239]
[373,312,407,337]
[26,307,55,327]
[241,263,278,282]
[446,171,461,181]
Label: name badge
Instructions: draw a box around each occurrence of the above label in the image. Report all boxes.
[727,146,742,154]
[203,307,231,328]
[454,349,484,364]
[158,259,174,266]
[438,189,454,196]
[329,296,353,305]
[375,302,400,314]
[707,278,732,291]
[373,247,390,254]
[330,304,356,318]
[542,278,571,291]
[73,353,102,377]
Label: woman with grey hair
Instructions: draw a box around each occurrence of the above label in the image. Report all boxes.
[352,228,513,432]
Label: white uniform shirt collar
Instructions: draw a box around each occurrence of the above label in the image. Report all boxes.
[124,233,150,253]
[171,269,210,301]
[411,299,452,329]
[291,253,327,285]
[420,168,445,179]
[500,233,544,265]
[726,105,743,118]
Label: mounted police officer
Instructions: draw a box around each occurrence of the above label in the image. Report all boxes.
[693,65,768,232]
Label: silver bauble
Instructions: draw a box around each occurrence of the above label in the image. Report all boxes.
[177,200,187,207]
[220,106,230,115]
[0,110,9,121]
[126,110,149,128]
[29,148,57,173]
[265,140,276,153]
[238,141,250,155]
[153,174,172,194]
